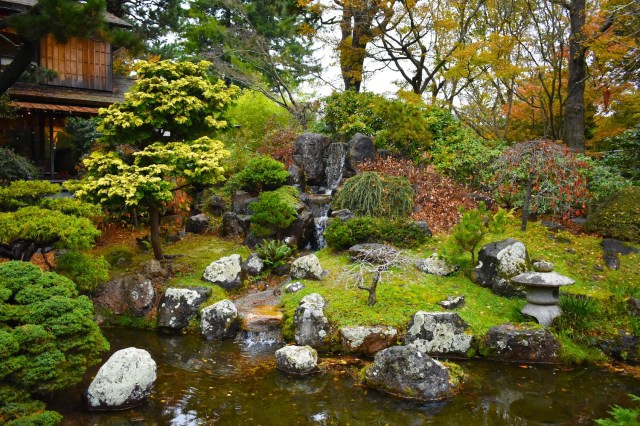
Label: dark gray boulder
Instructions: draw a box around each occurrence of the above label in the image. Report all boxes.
[286,210,315,249]
[471,238,530,297]
[599,330,640,364]
[200,299,240,340]
[275,345,319,375]
[185,213,210,234]
[602,238,640,270]
[294,293,330,349]
[157,287,210,331]
[222,212,251,238]
[293,133,332,185]
[346,133,376,174]
[482,323,560,363]
[233,190,254,214]
[363,346,461,401]
[413,220,432,237]
[86,348,156,410]
[404,312,473,358]
[330,209,355,222]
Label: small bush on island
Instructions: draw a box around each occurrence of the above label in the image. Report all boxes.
[250,186,299,237]
[331,172,414,220]
[325,217,427,249]
[584,186,640,243]
[0,261,109,424]
[225,155,289,195]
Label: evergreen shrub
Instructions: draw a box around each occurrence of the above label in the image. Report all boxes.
[55,251,110,293]
[331,172,414,219]
[250,186,299,237]
[225,155,289,194]
[324,217,427,249]
[584,186,640,243]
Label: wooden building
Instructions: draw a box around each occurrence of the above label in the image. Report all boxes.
[0,0,132,179]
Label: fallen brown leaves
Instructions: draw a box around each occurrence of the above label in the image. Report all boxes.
[357,157,481,233]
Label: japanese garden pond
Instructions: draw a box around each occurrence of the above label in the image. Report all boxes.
[50,328,640,425]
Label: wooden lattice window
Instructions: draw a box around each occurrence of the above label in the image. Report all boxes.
[39,34,112,91]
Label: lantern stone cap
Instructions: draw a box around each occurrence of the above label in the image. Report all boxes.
[511,271,575,287]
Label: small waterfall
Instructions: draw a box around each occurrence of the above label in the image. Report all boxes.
[306,194,332,250]
[238,329,283,352]
[314,216,329,250]
[324,143,347,193]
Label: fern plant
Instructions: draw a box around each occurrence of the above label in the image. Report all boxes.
[255,240,293,270]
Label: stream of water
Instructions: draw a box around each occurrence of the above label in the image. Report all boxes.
[50,328,640,425]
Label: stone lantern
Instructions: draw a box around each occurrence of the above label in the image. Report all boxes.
[511,261,574,326]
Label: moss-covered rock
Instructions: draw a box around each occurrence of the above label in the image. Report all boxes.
[585,186,640,243]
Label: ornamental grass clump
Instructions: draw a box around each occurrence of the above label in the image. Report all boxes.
[332,172,414,219]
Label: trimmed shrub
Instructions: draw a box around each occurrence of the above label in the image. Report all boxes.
[324,217,427,249]
[0,148,39,184]
[55,251,110,293]
[225,155,289,194]
[0,180,60,212]
[39,197,102,220]
[584,186,640,243]
[331,172,414,219]
[0,261,109,424]
[250,186,299,237]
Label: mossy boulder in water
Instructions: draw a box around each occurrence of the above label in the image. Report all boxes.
[363,346,461,401]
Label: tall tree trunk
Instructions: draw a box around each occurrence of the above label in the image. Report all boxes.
[0,40,36,95]
[521,176,533,231]
[562,0,587,152]
[149,204,164,260]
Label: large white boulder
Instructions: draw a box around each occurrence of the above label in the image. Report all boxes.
[202,254,243,290]
[86,347,156,410]
[275,345,319,375]
[290,254,325,280]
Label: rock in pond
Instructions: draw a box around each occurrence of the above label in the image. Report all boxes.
[404,312,473,358]
[201,299,240,340]
[157,287,210,331]
[363,346,461,401]
[290,254,326,280]
[340,326,398,356]
[294,293,330,349]
[482,323,560,363]
[86,348,157,410]
[275,345,319,375]
[471,238,530,297]
[415,253,457,276]
[202,254,242,290]
[93,273,156,317]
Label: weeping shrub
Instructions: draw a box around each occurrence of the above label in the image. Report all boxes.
[331,172,414,219]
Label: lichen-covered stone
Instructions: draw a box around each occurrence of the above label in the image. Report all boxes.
[471,239,530,297]
[340,326,398,356]
[290,254,325,280]
[404,312,473,358]
[86,348,156,410]
[294,293,330,349]
[275,345,319,374]
[481,323,560,363]
[438,296,465,310]
[200,299,239,340]
[284,281,305,293]
[415,253,457,276]
[157,287,210,331]
[202,254,242,290]
[243,253,264,276]
[363,346,460,401]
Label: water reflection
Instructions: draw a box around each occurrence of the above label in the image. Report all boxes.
[50,328,640,425]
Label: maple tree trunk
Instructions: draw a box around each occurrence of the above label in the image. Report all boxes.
[521,177,533,231]
[563,0,587,153]
[149,204,164,260]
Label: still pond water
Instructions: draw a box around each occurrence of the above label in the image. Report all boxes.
[50,328,640,425]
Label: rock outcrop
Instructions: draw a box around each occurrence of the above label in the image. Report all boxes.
[481,323,560,363]
[340,326,398,356]
[471,239,530,297]
[415,253,457,276]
